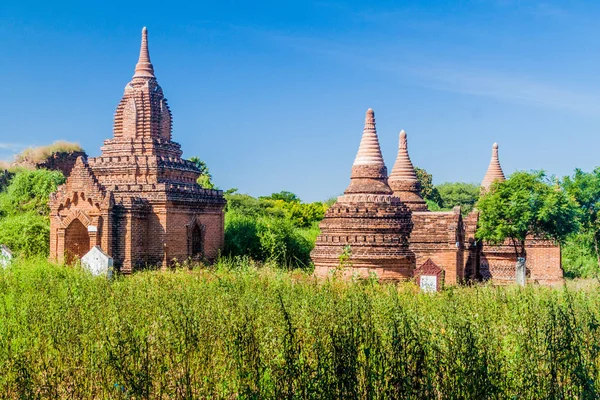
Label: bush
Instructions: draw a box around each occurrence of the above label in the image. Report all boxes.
[224,213,313,268]
[562,232,599,278]
[0,212,50,257]
[0,169,65,216]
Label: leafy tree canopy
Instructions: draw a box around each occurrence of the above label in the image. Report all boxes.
[437,182,480,215]
[189,156,216,189]
[415,167,442,208]
[476,171,579,258]
[260,191,301,203]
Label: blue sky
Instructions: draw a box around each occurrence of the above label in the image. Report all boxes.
[2,0,600,201]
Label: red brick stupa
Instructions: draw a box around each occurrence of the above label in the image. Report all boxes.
[49,28,226,272]
[311,109,414,279]
[388,130,428,211]
[481,142,506,191]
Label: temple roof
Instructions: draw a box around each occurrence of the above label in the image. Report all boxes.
[481,143,506,190]
[344,109,392,195]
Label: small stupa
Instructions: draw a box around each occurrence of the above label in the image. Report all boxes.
[481,143,506,190]
[311,109,414,279]
[388,130,428,211]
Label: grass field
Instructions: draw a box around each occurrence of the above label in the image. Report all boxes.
[0,258,599,399]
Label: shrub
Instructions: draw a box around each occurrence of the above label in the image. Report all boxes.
[14,141,82,165]
[1,261,599,398]
[0,169,65,216]
[0,212,50,257]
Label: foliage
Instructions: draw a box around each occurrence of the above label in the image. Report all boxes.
[0,169,64,258]
[476,171,579,258]
[261,191,300,203]
[415,167,442,206]
[0,213,50,257]
[14,141,83,165]
[562,232,599,279]
[223,191,327,268]
[1,260,600,398]
[437,182,480,214]
[189,156,216,189]
[562,168,600,275]
[0,169,65,217]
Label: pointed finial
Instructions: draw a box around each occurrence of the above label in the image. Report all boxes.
[345,108,391,195]
[482,142,506,190]
[389,130,418,183]
[400,130,407,149]
[353,108,385,166]
[388,129,427,210]
[134,27,155,78]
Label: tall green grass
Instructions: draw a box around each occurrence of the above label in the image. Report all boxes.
[1,258,599,398]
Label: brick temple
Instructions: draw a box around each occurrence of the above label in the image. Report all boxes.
[312,109,562,284]
[49,28,226,272]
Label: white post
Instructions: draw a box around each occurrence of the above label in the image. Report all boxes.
[516,257,526,286]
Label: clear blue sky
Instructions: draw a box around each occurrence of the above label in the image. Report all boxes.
[2,0,600,202]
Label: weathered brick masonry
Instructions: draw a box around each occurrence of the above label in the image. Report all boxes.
[49,28,225,272]
[312,110,563,284]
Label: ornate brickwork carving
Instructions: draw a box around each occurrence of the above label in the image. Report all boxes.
[49,28,225,272]
[311,114,563,285]
[312,109,415,280]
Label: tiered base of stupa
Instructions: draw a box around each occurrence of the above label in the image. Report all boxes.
[311,193,415,280]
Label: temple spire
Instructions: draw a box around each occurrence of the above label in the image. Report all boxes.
[133,27,155,78]
[388,130,427,211]
[389,130,418,183]
[353,109,385,166]
[345,109,392,195]
[481,142,506,190]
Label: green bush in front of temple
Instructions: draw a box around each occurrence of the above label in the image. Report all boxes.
[0,169,65,257]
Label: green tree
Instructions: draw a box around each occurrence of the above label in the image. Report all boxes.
[562,168,600,273]
[437,182,480,215]
[415,167,442,207]
[476,171,579,265]
[189,156,216,189]
[261,191,300,203]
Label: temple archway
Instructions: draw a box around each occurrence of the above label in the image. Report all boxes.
[191,223,203,258]
[65,219,90,264]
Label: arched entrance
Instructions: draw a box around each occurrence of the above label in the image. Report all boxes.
[191,223,203,258]
[65,219,90,264]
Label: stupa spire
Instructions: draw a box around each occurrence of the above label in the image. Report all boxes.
[133,27,155,78]
[389,130,418,182]
[345,109,392,195]
[481,142,506,190]
[353,109,385,166]
[388,130,427,211]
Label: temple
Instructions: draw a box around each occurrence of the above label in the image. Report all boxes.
[312,109,563,284]
[49,28,226,272]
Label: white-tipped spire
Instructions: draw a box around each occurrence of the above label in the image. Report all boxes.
[481,142,506,190]
[134,27,155,78]
[388,130,427,211]
[389,130,418,183]
[353,108,385,166]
